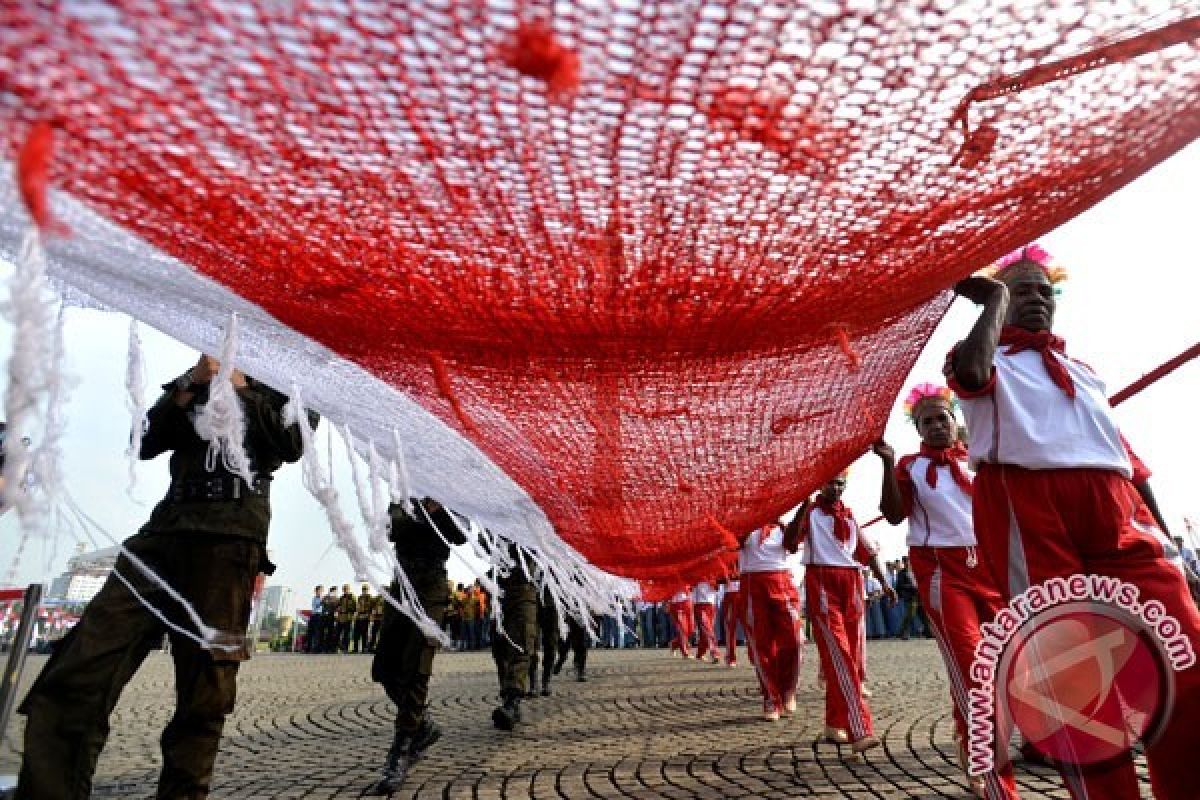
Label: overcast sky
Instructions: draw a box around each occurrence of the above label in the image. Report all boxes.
[1,143,1196,612]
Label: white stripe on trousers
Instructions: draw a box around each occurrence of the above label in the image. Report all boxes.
[925,566,1010,800]
[815,585,867,738]
[999,472,1090,799]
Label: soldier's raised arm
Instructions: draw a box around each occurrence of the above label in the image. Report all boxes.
[140,357,215,459]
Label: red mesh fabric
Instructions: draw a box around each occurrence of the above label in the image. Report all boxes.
[2,3,1199,591]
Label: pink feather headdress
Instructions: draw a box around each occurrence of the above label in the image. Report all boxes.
[903,382,956,421]
[983,242,1069,287]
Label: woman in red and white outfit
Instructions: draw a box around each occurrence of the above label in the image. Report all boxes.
[792,474,895,753]
[873,384,1018,800]
[692,581,720,664]
[720,574,747,667]
[738,523,804,720]
[667,588,695,659]
[949,243,1200,800]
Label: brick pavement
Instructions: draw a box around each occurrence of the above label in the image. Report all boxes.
[0,640,1152,798]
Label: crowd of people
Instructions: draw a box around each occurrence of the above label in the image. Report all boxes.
[303,583,385,654]
[299,558,936,658]
[7,242,1199,800]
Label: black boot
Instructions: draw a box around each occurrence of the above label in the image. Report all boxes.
[575,667,587,682]
[368,731,414,795]
[540,675,551,696]
[408,715,443,760]
[491,691,522,731]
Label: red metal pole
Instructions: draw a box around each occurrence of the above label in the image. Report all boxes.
[1109,342,1200,407]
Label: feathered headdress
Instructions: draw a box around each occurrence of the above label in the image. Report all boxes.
[982,242,1068,291]
[903,382,956,422]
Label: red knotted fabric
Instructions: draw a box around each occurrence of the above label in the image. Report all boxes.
[1,3,1197,593]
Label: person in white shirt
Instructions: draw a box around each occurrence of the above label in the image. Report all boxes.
[738,522,804,720]
[790,474,894,753]
[692,582,721,664]
[874,383,1017,800]
[949,243,1200,800]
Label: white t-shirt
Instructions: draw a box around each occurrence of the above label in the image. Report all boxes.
[670,589,691,605]
[693,582,719,604]
[952,347,1131,477]
[739,525,790,573]
[802,505,875,569]
[899,455,976,548]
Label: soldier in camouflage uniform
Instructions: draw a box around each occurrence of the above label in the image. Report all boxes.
[368,497,466,794]
[15,354,315,800]
[367,592,385,653]
[490,544,539,731]
[352,584,372,654]
[527,586,560,697]
[336,583,356,653]
[554,612,591,682]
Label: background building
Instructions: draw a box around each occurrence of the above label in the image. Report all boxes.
[250,584,295,646]
[256,584,293,624]
[46,543,119,606]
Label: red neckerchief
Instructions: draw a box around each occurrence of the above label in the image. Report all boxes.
[814,497,853,543]
[757,524,777,546]
[918,442,973,496]
[999,326,1074,398]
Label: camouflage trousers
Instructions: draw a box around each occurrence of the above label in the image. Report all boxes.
[492,581,538,698]
[528,598,560,689]
[371,561,449,734]
[17,531,263,800]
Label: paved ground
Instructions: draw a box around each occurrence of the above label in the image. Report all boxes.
[0,640,1152,798]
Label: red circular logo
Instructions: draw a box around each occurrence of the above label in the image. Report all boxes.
[1003,604,1170,767]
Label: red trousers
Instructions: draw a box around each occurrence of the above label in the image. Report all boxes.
[668,600,694,657]
[911,545,1018,800]
[805,565,873,739]
[975,465,1200,800]
[694,602,717,660]
[743,570,804,711]
[722,590,748,665]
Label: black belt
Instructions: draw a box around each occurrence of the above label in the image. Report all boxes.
[396,555,447,572]
[169,474,268,503]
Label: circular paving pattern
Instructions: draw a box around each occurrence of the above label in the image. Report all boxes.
[0,641,1153,798]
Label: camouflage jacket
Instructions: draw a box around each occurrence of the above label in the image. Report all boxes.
[355,594,373,621]
[336,593,357,622]
[138,376,318,544]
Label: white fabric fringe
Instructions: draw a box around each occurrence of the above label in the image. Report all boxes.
[339,424,391,557]
[2,231,70,583]
[387,427,412,509]
[124,318,147,499]
[285,385,450,646]
[191,313,255,485]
